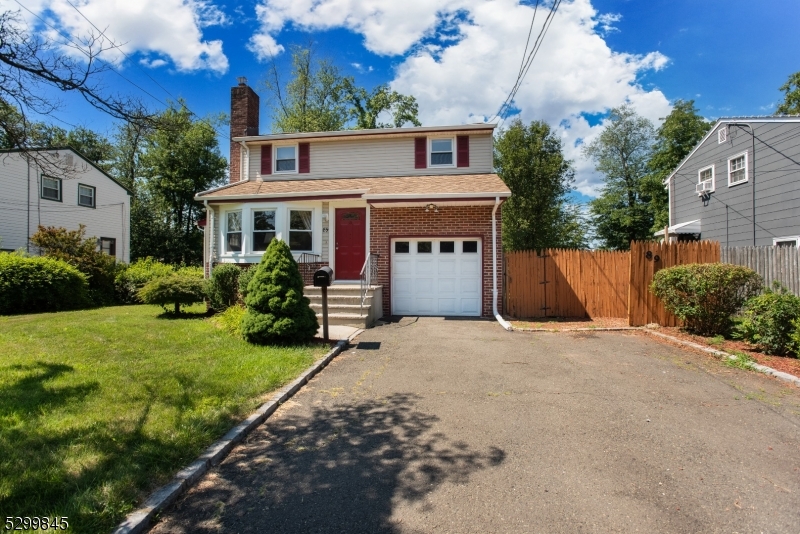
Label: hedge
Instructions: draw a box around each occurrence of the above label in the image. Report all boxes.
[0,252,89,314]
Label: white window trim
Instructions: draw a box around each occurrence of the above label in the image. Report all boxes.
[428,137,455,168]
[773,236,800,248]
[288,208,315,252]
[78,183,96,208]
[251,208,277,253]
[727,151,749,187]
[698,164,715,193]
[274,143,299,175]
[224,209,244,254]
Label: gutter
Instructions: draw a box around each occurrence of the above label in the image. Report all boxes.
[492,196,512,331]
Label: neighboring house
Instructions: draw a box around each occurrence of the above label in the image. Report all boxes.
[197,79,511,322]
[0,147,131,262]
[659,116,800,247]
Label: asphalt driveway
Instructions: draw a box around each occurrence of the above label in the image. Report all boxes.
[151,318,800,533]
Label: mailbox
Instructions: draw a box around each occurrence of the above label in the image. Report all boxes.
[314,266,334,287]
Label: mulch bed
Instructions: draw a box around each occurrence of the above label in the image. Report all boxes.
[511,317,629,330]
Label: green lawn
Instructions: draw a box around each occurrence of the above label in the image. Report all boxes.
[0,305,327,533]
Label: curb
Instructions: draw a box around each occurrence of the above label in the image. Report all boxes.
[641,329,800,388]
[111,339,349,534]
[512,326,641,332]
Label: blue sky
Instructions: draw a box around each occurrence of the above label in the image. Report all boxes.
[7,0,800,198]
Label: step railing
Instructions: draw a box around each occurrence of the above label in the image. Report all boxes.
[360,253,379,315]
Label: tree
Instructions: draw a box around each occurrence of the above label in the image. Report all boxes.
[495,119,587,250]
[584,104,656,250]
[30,124,114,170]
[344,81,421,129]
[241,239,318,345]
[776,71,800,115]
[644,100,712,231]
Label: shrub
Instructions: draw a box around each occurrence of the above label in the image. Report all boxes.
[138,274,207,314]
[241,239,318,344]
[175,265,204,278]
[212,303,246,337]
[650,263,762,336]
[238,266,256,301]
[114,257,174,304]
[207,264,241,311]
[734,282,800,355]
[0,252,89,314]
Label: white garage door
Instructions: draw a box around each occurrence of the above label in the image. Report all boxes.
[391,238,482,316]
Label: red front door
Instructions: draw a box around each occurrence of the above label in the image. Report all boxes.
[335,208,367,280]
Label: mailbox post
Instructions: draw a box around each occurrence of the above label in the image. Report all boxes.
[313,266,334,341]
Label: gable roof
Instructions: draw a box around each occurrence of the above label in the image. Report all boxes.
[0,146,132,194]
[233,123,496,144]
[664,115,800,185]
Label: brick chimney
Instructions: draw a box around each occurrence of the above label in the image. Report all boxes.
[229,77,259,183]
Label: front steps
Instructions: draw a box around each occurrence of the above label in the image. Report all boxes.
[304,285,383,328]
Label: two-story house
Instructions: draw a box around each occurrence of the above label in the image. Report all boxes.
[658,116,800,247]
[197,80,511,324]
[0,147,131,261]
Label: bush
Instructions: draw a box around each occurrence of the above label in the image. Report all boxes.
[175,265,204,278]
[241,239,318,345]
[212,303,246,337]
[138,274,207,314]
[650,263,762,335]
[0,252,89,314]
[238,266,256,301]
[115,257,174,304]
[207,264,241,311]
[735,282,800,355]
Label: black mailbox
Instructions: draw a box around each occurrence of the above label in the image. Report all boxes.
[313,266,334,287]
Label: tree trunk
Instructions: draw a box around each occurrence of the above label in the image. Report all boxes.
[174,302,180,314]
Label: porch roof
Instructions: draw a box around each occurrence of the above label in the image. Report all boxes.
[196,174,511,202]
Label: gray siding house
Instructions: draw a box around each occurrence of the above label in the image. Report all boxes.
[660,116,800,247]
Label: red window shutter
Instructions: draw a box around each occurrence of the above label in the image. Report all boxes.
[457,135,470,168]
[260,144,272,175]
[299,142,310,173]
[414,137,427,169]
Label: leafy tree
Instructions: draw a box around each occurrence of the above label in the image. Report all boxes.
[643,100,712,232]
[495,119,587,250]
[241,239,318,345]
[776,71,800,115]
[584,104,656,250]
[344,81,421,129]
[30,124,114,170]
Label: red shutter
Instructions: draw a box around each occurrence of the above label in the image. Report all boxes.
[414,137,427,169]
[260,144,272,175]
[457,135,470,168]
[298,142,310,173]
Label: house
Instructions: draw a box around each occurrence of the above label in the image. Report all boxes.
[0,147,131,261]
[659,116,800,247]
[197,79,511,325]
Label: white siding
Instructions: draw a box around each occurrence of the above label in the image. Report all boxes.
[247,134,494,181]
[0,150,131,262]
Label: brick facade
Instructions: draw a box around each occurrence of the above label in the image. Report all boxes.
[369,204,503,318]
[229,82,260,183]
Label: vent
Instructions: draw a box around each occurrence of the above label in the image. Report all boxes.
[696,180,713,195]
[718,127,727,144]
[65,154,74,167]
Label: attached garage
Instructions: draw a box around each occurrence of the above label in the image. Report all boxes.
[391,237,482,316]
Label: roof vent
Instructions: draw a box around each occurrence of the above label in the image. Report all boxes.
[65,153,74,167]
[718,127,727,144]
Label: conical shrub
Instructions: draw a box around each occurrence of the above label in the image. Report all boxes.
[241,239,318,344]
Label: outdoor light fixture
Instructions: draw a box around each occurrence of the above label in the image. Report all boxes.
[424,203,439,213]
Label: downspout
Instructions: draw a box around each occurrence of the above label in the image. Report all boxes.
[492,196,512,331]
[205,200,213,279]
[26,155,31,254]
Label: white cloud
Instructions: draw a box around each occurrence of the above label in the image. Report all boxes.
[596,12,621,34]
[250,0,673,195]
[4,0,229,74]
[350,62,374,73]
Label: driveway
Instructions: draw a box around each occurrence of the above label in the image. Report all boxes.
[151,318,800,533]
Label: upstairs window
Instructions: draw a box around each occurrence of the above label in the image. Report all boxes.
[226,211,242,252]
[41,176,61,201]
[728,152,748,186]
[289,210,312,251]
[78,184,96,208]
[252,210,276,252]
[275,146,297,172]
[430,138,454,166]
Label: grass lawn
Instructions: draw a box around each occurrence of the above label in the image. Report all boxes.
[0,304,328,533]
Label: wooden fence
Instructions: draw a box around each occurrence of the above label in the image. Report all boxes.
[722,246,800,295]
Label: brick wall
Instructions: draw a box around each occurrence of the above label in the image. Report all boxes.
[229,82,259,183]
[369,204,503,318]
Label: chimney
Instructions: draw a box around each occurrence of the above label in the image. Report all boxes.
[230,77,259,183]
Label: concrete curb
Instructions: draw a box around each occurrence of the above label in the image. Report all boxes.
[111,339,349,534]
[512,326,641,332]
[641,329,800,388]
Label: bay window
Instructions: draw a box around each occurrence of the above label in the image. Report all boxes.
[226,210,242,252]
[289,210,313,251]
[252,210,276,252]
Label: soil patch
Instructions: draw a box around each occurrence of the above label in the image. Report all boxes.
[511,316,628,330]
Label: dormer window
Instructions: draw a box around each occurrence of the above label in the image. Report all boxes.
[430,138,454,167]
[275,146,297,173]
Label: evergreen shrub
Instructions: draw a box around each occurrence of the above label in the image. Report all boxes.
[207,264,241,311]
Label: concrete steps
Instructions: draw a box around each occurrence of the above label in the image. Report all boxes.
[305,285,383,328]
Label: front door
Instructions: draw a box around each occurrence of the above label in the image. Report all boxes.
[335,208,367,280]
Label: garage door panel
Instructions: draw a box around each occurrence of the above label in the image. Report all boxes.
[416,259,435,275]
[394,258,412,275]
[417,278,434,294]
[438,298,457,314]
[416,298,436,314]
[460,277,481,294]
[460,298,480,314]
[394,278,413,294]
[460,258,481,276]
[438,278,456,294]
[394,297,413,314]
[438,259,456,275]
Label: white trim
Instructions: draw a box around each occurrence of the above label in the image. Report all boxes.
[428,136,455,168]
[363,192,511,200]
[251,208,277,252]
[727,151,749,187]
[329,202,370,280]
[274,143,299,175]
[223,208,244,255]
[773,236,800,248]
[717,127,727,144]
[198,190,369,201]
[697,164,715,194]
[287,208,314,252]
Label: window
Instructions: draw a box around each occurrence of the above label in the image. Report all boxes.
[289,210,312,251]
[275,146,297,172]
[463,241,478,253]
[440,241,455,253]
[395,241,410,253]
[41,176,61,201]
[697,165,714,194]
[417,241,432,253]
[226,211,243,252]
[430,138,453,166]
[774,237,800,248]
[99,237,116,257]
[728,152,748,186]
[252,210,276,252]
[78,184,96,208]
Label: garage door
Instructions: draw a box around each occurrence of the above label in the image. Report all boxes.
[391,238,482,316]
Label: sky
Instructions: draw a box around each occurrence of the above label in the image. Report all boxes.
[5,0,800,200]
